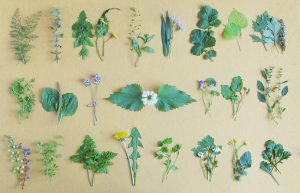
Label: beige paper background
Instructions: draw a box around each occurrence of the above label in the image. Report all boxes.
[0,0,300,193]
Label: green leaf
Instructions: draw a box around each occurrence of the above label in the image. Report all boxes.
[221,85,233,100]
[161,12,172,57]
[262,17,281,45]
[170,165,178,171]
[239,151,252,168]
[172,144,182,152]
[206,78,217,86]
[190,30,216,56]
[132,37,141,56]
[231,76,243,92]
[163,138,173,145]
[204,50,217,60]
[257,92,266,103]
[106,84,144,111]
[59,93,78,117]
[41,88,59,112]
[142,46,155,53]
[156,85,196,112]
[257,80,265,91]
[260,161,272,174]
[228,9,248,29]
[199,135,214,149]
[96,8,120,38]
[281,86,288,96]
[223,23,241,40]
[250,34,263,43]
[197,6,221,29]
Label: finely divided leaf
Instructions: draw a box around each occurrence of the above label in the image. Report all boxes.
[106,84,144,111]
[155,85,196,112]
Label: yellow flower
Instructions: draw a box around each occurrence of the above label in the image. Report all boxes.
[114,132,129,140]
[110,31,118,39]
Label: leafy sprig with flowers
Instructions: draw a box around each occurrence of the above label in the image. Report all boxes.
[83,74,101,125]
[192,135,222,182]
[161,12,186,57]
[129,7,155,67]
[155,137,182,182]
[114,128,143,186]
[228,139,252,181]
[107,84,195,112]
[198,78,219,115]
[4,136,32,190]
[95,8,120,61]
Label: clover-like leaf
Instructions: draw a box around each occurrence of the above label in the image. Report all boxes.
[197,6,221,29]
[156,85,196,112]
[106,84,144,111]
[190,29,216,56]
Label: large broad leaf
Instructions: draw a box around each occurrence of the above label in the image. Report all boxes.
[221,85,233,100]
[155,85,196,112]
[231,76,243,92]
[229,9,248,29]
[60,93,78,116]
[106,84,144,111]
[190,29,216,56]
[223,23,241,40]
[41,88,59,112]
[197,5,221,29]
[239,151,252,168]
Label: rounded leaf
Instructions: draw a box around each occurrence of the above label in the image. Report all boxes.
[41,88,59,112]
[228,9,248,29]
[223,23,241,40]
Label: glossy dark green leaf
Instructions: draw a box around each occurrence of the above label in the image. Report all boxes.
[257,80,265,91]
[41,88,59,112]
[257,92,266,103]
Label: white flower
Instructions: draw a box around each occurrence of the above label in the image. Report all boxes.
[169,15,186,31]
[141,90,158,106]
[197,152,204,158]
[212,146,221,153]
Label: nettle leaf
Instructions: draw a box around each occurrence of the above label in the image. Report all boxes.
[190,29,216,56]
[106,84,143,111]
[197,6,221,29]
[223,23,241,40]
[156,85,196,112]
[41,88,59,112]
[257,80,265,91]
[257,92,266,103]
[281,86,288,96]
[228,9,248,29]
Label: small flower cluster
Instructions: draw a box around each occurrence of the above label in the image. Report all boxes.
[169,15,186,32]
[141,90,158,106]
[4,136,32,190]
[198,78,220,114]
[83,74,101,125]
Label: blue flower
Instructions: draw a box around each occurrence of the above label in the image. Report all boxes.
[198,80,205,90]
[92,74,101,85]
[18,143,23,149]
[83,79,91,87]
[23,149,31,156]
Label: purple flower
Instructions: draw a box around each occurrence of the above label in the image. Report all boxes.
[198,80,205,90]
[211,82,218,87]
[83,79,91,87]
[23,149,31,156]
[92,74,101,85]
[18,143,23,149]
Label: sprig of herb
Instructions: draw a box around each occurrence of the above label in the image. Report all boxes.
[260,140,291,185]
[257,67,288,124]
[72,10,94,60]
[10,9,42,64]
[83,74,101,125]
[9,78,36,122]
[221,76,250,120]
[95,8,120,61]
[129,7,155,67]
[228,139,252,181]
[41,83,78,124]
[190,5,221,61]
[250,11,286,53]
[192,135,222,182]
[155,137,181,182]
[161,12,186,57]
[198,78,219,115]
[114,128,143,186]
[223,9,248,51]
[71,135,117,187]
[51,7,63,63]
[4,136,32,190]
[37,136,63,179]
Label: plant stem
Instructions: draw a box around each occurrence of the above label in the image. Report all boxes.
[236,38,241,52]
[121,141,134,186]
[270,173,280,185]
[56,82,62,124]
[102,38,105,57]
[95,37,103,61]
[134,56,140,67]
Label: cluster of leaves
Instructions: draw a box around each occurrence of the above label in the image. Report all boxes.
[37,137,63,179]
[129,7,155,67]
[9,78,36,122]
[51,7,63,63]
[106,84,196,112]
[223,9,248,51]
[257,67,288,124]
[41,83,78,124]
[155,137,181,182]
[221,76,250,120]
[250,11,286,52]
[191,135,222,181]
[260,140,291,185]
[228,139,252,181]
[95,8,119,61]
[4,136,32,190]
[10,9,42,64]
[72,11,94,60]
[198,78,220,115]
[70,135,117,187]
[190,6,221,61]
